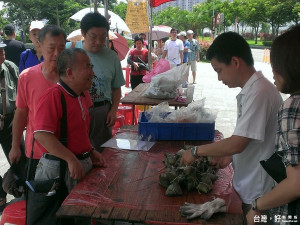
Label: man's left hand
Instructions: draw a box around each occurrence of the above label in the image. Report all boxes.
[106,110,117,127]
[91,150,106,168]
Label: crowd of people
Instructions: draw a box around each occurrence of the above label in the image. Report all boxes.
[0,11,299,225]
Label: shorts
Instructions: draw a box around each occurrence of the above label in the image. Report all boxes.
[188,60,197,72]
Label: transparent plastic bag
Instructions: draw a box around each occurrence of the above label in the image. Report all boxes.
[143,64,189,99]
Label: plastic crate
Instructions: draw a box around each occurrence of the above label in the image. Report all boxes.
[138,112,215,141]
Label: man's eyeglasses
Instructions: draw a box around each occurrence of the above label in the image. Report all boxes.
[171,32,177,34]
[86,32,107,42]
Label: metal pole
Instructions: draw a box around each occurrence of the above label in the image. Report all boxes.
[148,1,153,71]
[212,0,215,38]
[104,0,109,47]
[94,0,98,12]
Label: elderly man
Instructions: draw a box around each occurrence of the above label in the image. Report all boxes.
[66,12,125,152]
[19,20,44,73]
[0,37,25,211]
[9,25,67,170]
[28,48,103,225]
[186,30,200,84]
[34,47,105,187]
[181,32,283,223]
[178,31,189,64]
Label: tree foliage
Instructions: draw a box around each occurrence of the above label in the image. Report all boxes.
[1,0,299,43]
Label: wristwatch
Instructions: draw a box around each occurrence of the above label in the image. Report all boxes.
[251,198,260,211]
[191,146,199,159]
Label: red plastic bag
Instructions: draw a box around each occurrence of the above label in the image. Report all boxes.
[142,59,170,83]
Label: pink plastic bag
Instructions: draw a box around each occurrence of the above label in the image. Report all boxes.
[142,59,170,83]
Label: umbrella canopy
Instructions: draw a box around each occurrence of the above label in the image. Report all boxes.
[151,25,171,40]
[112,33,129,61]
[70,8,131,33]
[67,29,117,42]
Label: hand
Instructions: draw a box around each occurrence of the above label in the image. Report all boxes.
[67,157,85,180]
[209,156,232,169]
[133,62,139,71]
[9,147,21,164]
[180,198,226,220]
[106,110,117,127]
[246,209,261,225]
[90,150,106,168]
[197,57,200,62]
[180,150,196,166]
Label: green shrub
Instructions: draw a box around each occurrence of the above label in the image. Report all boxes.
[262,41,272,46]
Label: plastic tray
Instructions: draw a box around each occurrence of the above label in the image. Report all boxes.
[138,112,215,141]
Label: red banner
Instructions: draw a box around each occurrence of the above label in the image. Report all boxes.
[149,0,176,7]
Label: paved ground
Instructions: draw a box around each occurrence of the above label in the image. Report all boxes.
[0,48,289,222]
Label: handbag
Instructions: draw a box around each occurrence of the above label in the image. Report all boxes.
[260,151,286,183]
[26,91,69,225]
[260,151,300,218]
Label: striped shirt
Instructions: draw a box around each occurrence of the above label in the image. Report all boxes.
[270,94,300,224]
[187,39,200,62]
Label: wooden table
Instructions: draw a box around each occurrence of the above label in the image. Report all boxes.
[57,128,243,224]
[120,83,195,124]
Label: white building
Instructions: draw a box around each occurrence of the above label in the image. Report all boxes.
[153,0,206,12]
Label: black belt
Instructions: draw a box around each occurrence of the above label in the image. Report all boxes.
[44,151,91,161]
[93,100,110,107]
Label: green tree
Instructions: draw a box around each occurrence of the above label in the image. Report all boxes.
[292,1,300,24]
[112,2,127,21]
[0,8,9,32]
[264,0,294,37]
[153,7,184,29]
[243,0,266,44]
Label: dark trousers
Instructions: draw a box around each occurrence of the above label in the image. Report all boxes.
[130,75,144,90]
[0,113,26,198]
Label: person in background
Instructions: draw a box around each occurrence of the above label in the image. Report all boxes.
[127,35,148,90]
[32,48,105,225]
[19,20,44,73]
[246,24,300,225]
[0,37,25,212]
[187,30,200,84]
[153,39,164,62]
[9,25,67,175]
[66,12,125,152]
[178,31,189,64]
[108,40,117,55]
[162,28,183,69]
[180,31,283,224]
[3,24,26,67]
[140,33,148,49]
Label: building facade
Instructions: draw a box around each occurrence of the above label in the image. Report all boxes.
[153,0,206,12]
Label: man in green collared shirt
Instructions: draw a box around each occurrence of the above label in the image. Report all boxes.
[0,37,25,211]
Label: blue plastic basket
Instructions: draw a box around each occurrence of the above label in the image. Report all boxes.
[138,112,215,141]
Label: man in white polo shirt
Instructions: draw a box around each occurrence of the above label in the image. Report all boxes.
[181,32,283,224]
[162,28,183,69]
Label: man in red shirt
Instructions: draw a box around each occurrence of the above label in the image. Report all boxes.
[9,25,67,166]
[34,47,105,186]
[127,35,149,89]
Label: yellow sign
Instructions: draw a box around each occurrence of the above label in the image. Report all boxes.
[125,0,149,34]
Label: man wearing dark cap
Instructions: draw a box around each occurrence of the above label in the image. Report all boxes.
[3,24,26,67]
[0,36,25,211]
